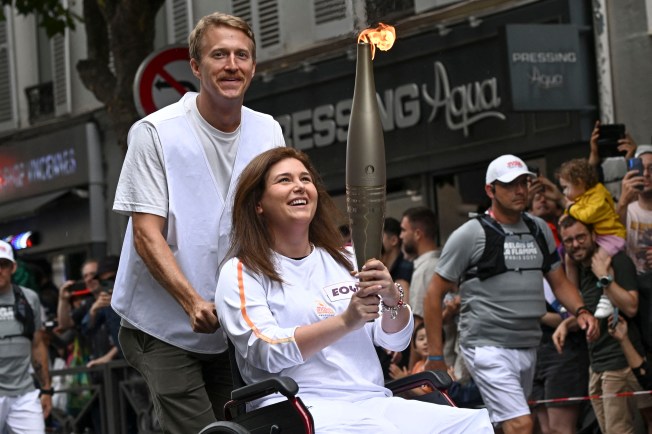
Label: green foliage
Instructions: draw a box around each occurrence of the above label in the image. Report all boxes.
[0,0,82,37]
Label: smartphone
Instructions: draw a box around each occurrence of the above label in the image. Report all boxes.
[68,281,86,292]
[597,124,626,158]
[628,158,644,190]
[610,307,619,329]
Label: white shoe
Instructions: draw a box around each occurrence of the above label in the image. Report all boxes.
[594,295,613,319]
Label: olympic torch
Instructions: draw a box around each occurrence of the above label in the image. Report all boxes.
[346,24,396,271]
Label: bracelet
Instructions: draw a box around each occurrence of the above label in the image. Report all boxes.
[427,355,444,361]
[380,282,407,320]
[575,305,591,317]
[40,388,54,396]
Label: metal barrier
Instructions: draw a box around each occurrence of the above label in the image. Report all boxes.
[49,360,161,434]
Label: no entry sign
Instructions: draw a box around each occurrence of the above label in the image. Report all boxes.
[133,45,200,117]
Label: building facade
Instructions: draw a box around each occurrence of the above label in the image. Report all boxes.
[0,0,650,280]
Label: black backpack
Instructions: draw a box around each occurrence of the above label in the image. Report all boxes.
[12,284,35,340]
[462,213,559,282]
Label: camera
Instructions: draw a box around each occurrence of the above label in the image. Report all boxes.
[628,158,645,190]
[597,124,626,158]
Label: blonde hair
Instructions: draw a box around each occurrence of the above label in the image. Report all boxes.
[556,158,598,189]
[188,12,256,63]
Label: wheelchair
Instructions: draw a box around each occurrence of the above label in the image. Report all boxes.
[200,342,457,434]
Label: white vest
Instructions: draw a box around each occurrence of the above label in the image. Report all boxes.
[112,94,282,353]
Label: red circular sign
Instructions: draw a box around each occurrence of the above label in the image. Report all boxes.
[133,45,200,117]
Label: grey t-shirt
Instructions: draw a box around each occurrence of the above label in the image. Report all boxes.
[436,215,560,348]
[0,286,42,396]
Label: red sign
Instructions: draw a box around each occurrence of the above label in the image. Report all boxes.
[133,45,200,117]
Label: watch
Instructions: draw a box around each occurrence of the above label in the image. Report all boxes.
[597,275,613,288]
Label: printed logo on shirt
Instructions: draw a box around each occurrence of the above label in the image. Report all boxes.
[315,301,336,319]
[323,280,358,303]
[0,305,15,321]
[503,234,543,268]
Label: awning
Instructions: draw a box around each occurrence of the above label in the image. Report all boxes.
[0,190,72,222]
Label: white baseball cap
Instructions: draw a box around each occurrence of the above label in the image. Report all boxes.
[0,240,15,263]
[486,154,536,185]
[635,145,652,158]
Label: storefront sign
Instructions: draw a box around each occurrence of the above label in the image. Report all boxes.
[277,59,508,149]
[245,0,596,187]
[0,124,90,202]
[505,24,589,111]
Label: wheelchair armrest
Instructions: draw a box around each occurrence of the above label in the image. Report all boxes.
[386,370,452,395]
[231,376,299,402]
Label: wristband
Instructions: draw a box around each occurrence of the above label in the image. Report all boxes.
[427,355,444,362]
[575,305,591,317]
[380,282,407,320]
[40,388,54,396]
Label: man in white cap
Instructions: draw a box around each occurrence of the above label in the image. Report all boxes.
[0,240,52,432]
[618,145,652,358]
[422,155,599,434]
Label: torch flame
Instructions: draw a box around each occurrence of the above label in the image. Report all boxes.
[357,23,396,60]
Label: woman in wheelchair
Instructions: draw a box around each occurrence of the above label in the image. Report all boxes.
[215,147,492,433]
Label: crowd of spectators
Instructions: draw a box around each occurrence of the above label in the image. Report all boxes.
[5,120,651,434]
[374,124,652,434]
[7,253,135,433]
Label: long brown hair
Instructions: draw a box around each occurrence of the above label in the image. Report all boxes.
[229,147,353,282]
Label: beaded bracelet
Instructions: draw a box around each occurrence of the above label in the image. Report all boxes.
[380,282,407,320]
[427,355,444,362]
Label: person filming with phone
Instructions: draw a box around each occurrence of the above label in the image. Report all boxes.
[588,120,637,201]
[617,144,652,392]
[554,215,652,433]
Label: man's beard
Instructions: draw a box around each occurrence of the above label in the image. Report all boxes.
[403,242,417,256]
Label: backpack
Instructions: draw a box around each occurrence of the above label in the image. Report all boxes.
[12,284,35,340]
[462,213,559,282]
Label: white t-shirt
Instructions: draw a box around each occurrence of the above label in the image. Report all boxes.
[114,94,240,216]
[215,247,413,408]
[626,201,652,274]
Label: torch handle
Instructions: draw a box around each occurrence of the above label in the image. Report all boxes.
[346,184,386,271]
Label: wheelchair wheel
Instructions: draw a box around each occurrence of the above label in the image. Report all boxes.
[199,421,251,434]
